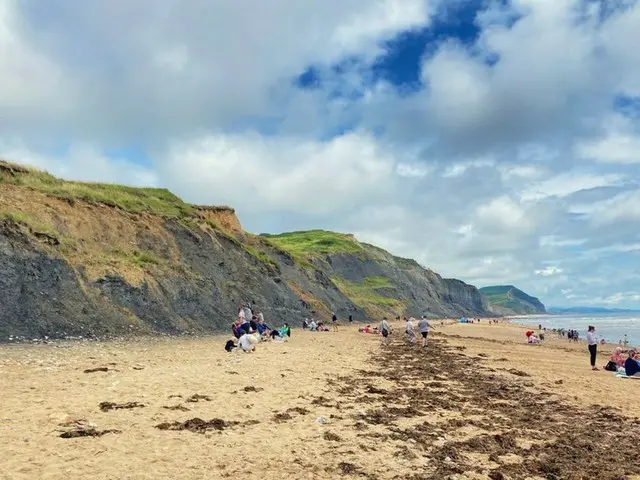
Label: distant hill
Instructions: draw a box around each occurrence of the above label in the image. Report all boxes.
[479,285,546,315]
[548,306,640,315]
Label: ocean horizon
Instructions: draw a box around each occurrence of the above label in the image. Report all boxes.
[512,312,640,347]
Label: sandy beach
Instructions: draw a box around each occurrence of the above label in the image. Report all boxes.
[1,322,639,480]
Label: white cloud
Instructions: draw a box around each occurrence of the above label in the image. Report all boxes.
[159,131,396,215]
[1,0,640,308]
[520,172,623,201]
[534,265,563,277]
[575,115,640,164]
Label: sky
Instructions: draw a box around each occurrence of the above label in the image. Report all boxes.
[1,0,640,308]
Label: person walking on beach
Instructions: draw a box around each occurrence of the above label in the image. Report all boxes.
[406,317,416,344]
[587,325,599,371]
[418,315,435,348]
[349,314,353,324]
[332,313,338,332]
[380,317,391,346]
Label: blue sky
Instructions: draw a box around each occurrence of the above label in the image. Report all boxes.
[2,0,640,308]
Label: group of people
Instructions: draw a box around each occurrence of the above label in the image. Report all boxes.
[403,316,435,347]
[226,304,291,353]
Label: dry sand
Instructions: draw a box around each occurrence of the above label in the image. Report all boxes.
[1,322,639,480]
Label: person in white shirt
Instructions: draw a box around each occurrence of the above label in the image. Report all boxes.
[586,325,599,371]
[406,317,416,344]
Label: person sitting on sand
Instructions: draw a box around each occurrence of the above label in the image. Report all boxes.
[232,320,244,339]
[624,350,640,377]
[605,347,626,371]
[612,347,625,366]
[309,319,317,331]
[280,323,291,338]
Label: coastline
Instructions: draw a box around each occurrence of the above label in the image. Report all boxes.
[1,321,639,479]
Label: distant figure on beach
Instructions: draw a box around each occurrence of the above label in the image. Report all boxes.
[624,350,640,377]
[238,305,245,322]
[418,316,435,348]
[349,314,353,323]
[624,334,629,348]
[405,317,416,344]
[380,317,391,346]
[587,325,599,371]
[332,313,338,332]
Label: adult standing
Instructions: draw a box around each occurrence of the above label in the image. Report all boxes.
[332,313,338,332]
[380,317,391,346]
[348,314,353,324]
[418,316,435,348]
[587,325,599,371]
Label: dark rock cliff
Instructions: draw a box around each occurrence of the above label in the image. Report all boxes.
[0,162,491,341]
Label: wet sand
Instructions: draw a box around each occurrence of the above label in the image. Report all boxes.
[1,322,639,479]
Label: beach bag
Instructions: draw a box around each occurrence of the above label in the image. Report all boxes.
[604,361,617,372]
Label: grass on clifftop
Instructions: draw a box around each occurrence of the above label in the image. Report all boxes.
[0,160,193,218]
[331,276,402,308]
[261,230,364,259]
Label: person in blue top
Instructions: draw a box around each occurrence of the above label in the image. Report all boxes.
[624,350,640,377]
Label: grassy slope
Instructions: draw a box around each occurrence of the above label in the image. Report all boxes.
[261,230,364,258]
[479,285,544,313]
[0,161,193,218]
[262,230,408,315]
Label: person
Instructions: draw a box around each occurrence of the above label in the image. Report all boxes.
[256,318,270,336]
[332,313,338,332]
[406,317,416,344]
[349,314,353,323]
[380,317,391,346]
[586,325,599,371]
[250,315,259,333]
[624,334,629,348]
[418,315,435,347]
[605,347,625,371]
[624,350,640,377]
[238,306,245,322]
[258,311,265,323]
[302,318,309,330]
[281,323,291,337]
[309,319,317,331]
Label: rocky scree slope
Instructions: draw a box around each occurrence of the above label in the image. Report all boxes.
[0,160,489,340]
[479,285,546,315]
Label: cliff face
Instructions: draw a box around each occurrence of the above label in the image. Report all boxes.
[479,285,546,315]
[0,161,490,340]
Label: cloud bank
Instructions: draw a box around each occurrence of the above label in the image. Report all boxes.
[2,0,640,307]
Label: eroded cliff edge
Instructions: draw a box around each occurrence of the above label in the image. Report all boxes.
[0,160,489,340]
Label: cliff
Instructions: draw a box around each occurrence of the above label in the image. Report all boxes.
[0,160,490,341]
[479,285,546,315]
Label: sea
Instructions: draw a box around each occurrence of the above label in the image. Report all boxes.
[512,313,640,347]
